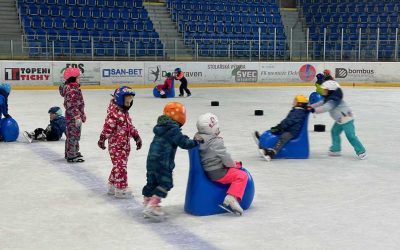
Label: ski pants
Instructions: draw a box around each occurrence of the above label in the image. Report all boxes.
[179,77,191,96]
[142,164,173,199]
[216,168,248,200]
[108,145,130,189]
[330,120,366,155]
[65,120,81,159]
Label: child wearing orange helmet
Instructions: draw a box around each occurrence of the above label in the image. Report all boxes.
[142,102,201,219]
[253,95,310,161]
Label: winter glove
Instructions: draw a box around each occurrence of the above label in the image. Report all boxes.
[134,136,142,150]
[4,114,11,118]
[75,118,82,127]
[307,106,315,113]
[97,135,106,150]
[82,114,87,123]
[270,125,282,135]
[193,134,204,144]
[234,161,243,169]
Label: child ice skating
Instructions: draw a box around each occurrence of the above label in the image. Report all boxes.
[309,80,367,159]
[0,83,11,120]
[174,68,191,97]
[23,106,66,143]
[253,95,309,161]
[60,67,86,163]
[156,72,174,98]
[98,86,142,198]
[142,102,200,219]
[195,113,248,215]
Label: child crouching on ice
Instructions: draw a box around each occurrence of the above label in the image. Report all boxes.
[142,102,201,219]
[253,95,309,161]
[195,113,248,215]
[156,72,174,98]
[308,80,366,159]
[23,106,66,143]
[98,86,142,198]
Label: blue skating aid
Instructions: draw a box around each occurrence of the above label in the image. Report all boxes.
[184,147,255,216]
[0,118,19,142]
[153,81,175,98]
[309,92,324,105]
[258,114,310,159]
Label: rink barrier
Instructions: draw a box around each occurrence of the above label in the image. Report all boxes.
[10,82,400,90]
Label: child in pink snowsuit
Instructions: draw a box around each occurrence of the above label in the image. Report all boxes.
[194,113,248,215]
[98,86,142,198]
[60,67,86,163]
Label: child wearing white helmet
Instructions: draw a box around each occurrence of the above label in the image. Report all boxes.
[309,80,367,159]
[195,113,248,215]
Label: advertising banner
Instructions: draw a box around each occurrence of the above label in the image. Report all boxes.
[100,62,145,84]
[52,61,101,85]
[0,61,53,85]
[259,62,318,83]
[1,61,400,86]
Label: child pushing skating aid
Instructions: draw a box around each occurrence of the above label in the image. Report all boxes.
[142,102,202,220]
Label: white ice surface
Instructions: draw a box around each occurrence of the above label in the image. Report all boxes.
[1,87,400,250]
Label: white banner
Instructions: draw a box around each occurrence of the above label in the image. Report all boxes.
[0,61,53,85]
[1,61,400,86]
[100,62,145,85]
[52,61,101,86]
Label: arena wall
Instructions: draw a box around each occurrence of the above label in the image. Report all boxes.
[0,60,399,89]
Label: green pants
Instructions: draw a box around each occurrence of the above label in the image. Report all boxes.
[330,120,365,155]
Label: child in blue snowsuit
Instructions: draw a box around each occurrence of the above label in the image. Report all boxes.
[254,95,309,161]
[23,106,66,142]
[0,83,11,120]
[142,102,201,219]
[309,80,366,159]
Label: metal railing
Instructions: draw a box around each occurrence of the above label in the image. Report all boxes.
[0,30,398,62]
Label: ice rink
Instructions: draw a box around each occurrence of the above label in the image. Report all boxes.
[1,86,400,250]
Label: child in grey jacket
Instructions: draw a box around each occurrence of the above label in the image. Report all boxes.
[309,80,366,159]
[195,113,248,215]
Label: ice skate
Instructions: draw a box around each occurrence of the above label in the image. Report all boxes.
[328,151,341,157]
[114,187,132,199]
[187,93,191,97]
[252,131,260,146]
[259,148,275,162]
[219,194,243,216]
[67,155,85,163]
[357,152,367,160]
[178,94,183,97]
[107,183,115,195]
[143,196,152,218]
[143,196,166,221]
[23,131,34,143]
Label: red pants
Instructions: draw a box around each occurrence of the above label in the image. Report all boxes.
[216,168,248,200]
[108,146,130,189]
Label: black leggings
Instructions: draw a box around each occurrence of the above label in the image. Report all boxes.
[178,77,191,96]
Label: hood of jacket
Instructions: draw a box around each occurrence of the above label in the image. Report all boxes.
[153,115,181,136]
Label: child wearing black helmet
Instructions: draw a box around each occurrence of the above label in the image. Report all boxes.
[23,106,66,143]
[174,68,191,97]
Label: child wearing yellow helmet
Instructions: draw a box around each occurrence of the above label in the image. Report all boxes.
[253,95,310,161]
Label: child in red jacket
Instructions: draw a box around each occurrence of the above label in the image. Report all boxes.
[60,67,86,163]
[156,72,174,98]
[98,86,142,198]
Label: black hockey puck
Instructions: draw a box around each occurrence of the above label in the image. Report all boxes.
[211,101,219,106]
[254,110,264,116]
[314,124,326,132]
